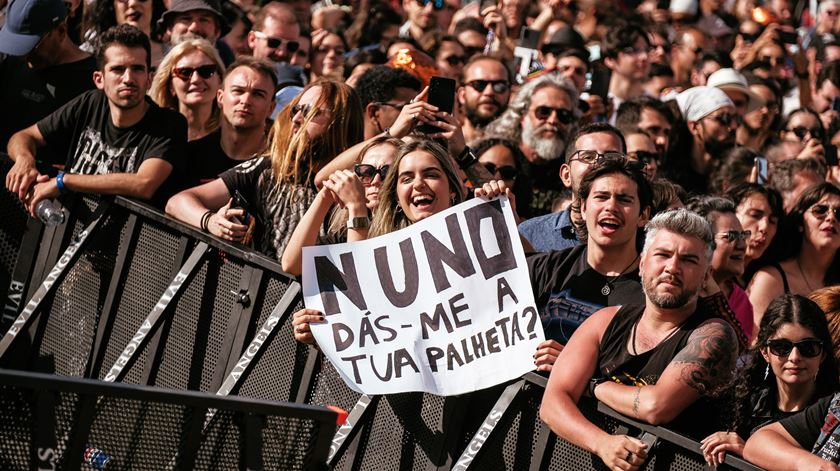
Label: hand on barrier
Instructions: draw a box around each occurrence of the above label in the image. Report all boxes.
[26,174,58,218]
[533,339,563,372]
[6,157,41,202]
[700,431,744,467]
[209,198,248,242]
[322,169,366,211]
[293,308,326,345]
[596,434,647,471]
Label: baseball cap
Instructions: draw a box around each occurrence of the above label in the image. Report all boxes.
[0,0,67,56]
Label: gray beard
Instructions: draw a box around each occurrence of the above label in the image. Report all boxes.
[522,118,567,161]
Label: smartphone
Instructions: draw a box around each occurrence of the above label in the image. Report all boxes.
[589,65,612,101]
[826,144,839,166]
[832,96,840,112]
[778,30,798,44]
[417,76,456,134]
[754,157,769,185]
[519,27,541,50]
[233,189,251,225]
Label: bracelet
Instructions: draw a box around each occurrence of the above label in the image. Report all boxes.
[588,376,609,397]
[383,127,391,137]
[200,210,214,232]
[56,171,69,195]
[455,146,478,169]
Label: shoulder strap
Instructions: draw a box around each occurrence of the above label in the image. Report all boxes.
[771,262,791,294]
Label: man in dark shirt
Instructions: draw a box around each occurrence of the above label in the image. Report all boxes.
[541,209,737,470]
[5,24,187,212]
[0,0,96,151]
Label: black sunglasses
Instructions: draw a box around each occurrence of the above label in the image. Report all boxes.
[811,204,840,220]
[464,46,485,57]
[172,64,217,81]
[291,103,325,118]
[533,106,573,124]
[627,150,658,164]
[717,230,752,242]
[466,79,509,94]
[445,55,467,66]
[788,126,824,140]
[767,338,824,358]
[483,162,517,180]
[254,31,299,52]
[354,163,390,183]
[705,113,741,126]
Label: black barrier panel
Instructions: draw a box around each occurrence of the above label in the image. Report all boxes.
[0,158,33,332]
[0,368,336,470]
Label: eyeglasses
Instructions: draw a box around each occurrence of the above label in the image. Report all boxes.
[758,55,784,67]
[568,150,626,165]
[466,79,510,94]
[483,162,517,180]
[172,64,217,81]
[464,46,485,57]
[620,46,650,56]
[532,106,574,124]
[444,55,466,66]
[376,101,409,111]
[810,204,840,220]
[253,31,299,52]
[627,150,658,164]
[354,163,391,183]
[705,113,742,126]
[767,338,824,358]
[717,230,752,242]
[787,126,824,140]
[291,103,325,118]
[415,0,444,9]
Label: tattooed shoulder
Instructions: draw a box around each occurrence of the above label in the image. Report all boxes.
[671,319,738,396]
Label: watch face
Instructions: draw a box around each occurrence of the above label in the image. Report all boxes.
[348,216,371,229]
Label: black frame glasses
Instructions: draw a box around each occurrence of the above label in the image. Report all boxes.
[717,230,752,242]
[810,204,840,220]
[172,64,217,81]
[568,150,626,165]
[787,126,824,140]
[466,79,510,94]
[354,163,391,183]
[705,112,742,126]
[444,55,467,66]
[627,150,658,164]
[253,31,299,52]
[532,106,573,124]
[766,338,824,358]
[483,162,517,180]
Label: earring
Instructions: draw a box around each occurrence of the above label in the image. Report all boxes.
[764,364,770,381]
[450,195,455,205]
[396,205,403,213]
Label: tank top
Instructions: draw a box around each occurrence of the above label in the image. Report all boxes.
[769,262,791,294]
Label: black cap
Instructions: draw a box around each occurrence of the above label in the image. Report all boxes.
[157,0,230,37]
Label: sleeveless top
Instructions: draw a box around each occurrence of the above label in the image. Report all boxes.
[595,303,725,438]
[769,262,791,293]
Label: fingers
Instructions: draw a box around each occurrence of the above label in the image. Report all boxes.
[474,180,509,199]
[292,309,326,345]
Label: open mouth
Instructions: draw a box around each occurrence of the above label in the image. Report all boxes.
[412,194,435,211]
[125,11,142,22]
[597,217,622,235]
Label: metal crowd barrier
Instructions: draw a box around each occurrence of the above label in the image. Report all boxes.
[0,157,764,470]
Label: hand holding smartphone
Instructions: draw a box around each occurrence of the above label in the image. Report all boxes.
[416,76,456,135]
[754,157,769,185]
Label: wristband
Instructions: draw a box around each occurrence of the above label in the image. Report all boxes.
[56,171,69,195]
[455,146,478,169]
[588,376,610,397]
[347,216,370,229]
[200,210,213,232]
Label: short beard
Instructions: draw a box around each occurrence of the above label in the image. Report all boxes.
[522,118,567,161]
[642,275,697,309]
[703,135,735,159]
[465,101,503,128]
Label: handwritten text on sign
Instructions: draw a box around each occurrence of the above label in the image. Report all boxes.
[302,196,544,396]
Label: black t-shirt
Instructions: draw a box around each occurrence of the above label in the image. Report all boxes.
[219,157,319,262]
[180,129,252,189]
[780,394,834,450]
[528,245,644,344]
[517,157,564,218]
[0,54,96,153]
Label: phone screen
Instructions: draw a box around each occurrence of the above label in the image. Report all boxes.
[754,157,769,184]
[417,76,456,134]
[778,30,798,44]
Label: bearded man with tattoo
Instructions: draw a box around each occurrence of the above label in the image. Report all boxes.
[540,209,738,471]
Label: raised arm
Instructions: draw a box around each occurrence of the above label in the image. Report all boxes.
[6,124,47,201]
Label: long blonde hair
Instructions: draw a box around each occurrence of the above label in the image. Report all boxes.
[268,79,364,189]
[151,38,225,133]
[369,138,466,238]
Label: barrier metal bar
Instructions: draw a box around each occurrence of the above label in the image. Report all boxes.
[0,201,110,360]
[327,394,378,467]
[1,217,43,333]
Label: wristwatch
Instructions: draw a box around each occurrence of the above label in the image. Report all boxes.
[455,146,478,169]
[346,216,370,229]
[588,376,610,397]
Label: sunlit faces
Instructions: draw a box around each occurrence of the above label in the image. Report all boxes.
[171,50,221,107]
[217,65,275,131]
[94,45,150,110]
[170,10,221,44]
[625,132,659,178]
[521,85,574,161]
[435,40,466,80]
[781,111,822,156]
[581,173,647,248]
[762,323,824,386]
[560,131,624,192]
[360,143,397,210]
[803,193,840,252]
[248,16,301,64]
[710,212,747,279]
[640,229,710,309]
[396,150,454,223]
[115,0,151,32]
[743,84,778,131]
[403,0,436,30]
[696,105,738,156]
[555,55,588,92]
[735,192,778,263]
[312,32,345,78]
[290,85,331,139]
[611,36,650,80]
[458,58,511,127]
[478,144,518,187]
[375,86,417,132]
[638,107,671,157]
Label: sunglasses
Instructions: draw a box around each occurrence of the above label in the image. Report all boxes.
[253,31,299,52]
[706,113,741,126]
[758,55,784,66]
[291,103,325,118]
[811,204,840,220]
[172,64,217,81]
[569,150,626,165]
[788,126,824,140]
[466,79,509,94]
[464,46,485,57]
[627,150,658,164]
[533,106,574,124]
[445,55,467,66]
[415,0,444,9]
[717,230,752,242]
[354,163,390,183]
[483,162,517,180]
[767,338,824,358]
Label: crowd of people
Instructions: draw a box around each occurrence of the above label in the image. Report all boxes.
[2,0,840,468]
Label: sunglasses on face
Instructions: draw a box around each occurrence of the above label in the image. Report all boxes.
[483,162,517,180]
[717,230,752,242]
[415,0,444,9]
[758,55,784,67]
[627,150,658,164]
[788,126,824,140]
[811,204,840,220]
[444,55,467,66]
[466,79,509,94]
[354,163,391,183]
[291,103,324,118]
[253,31,299,52]
[767,338,824,358]
[464,46,485,57]
[533,106,574,124]
[172,64,217,80]
[706,113,742,126]
[569,150,626,165]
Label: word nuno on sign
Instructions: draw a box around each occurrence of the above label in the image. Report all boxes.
[302,197,545,396]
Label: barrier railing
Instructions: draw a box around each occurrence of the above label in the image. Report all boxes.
[0,157,765,470]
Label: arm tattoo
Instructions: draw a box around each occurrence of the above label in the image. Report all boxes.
[671,320,737,396]
[632,386,642,418]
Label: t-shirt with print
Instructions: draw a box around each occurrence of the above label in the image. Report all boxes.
[219,157,319,262]
[37,89,187,205]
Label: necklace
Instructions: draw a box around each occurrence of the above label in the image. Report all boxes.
[601,254,640,296]
[630,315,684,356]
[796,257,817,292]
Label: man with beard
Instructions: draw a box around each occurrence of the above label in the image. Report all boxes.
[485,73,579,217]
[616,96,674,161]
[400,0,438,43]
[158,0,234,65]
[457,55,511,143]
[674,86,738,194]
[540,209,738,470]
[6,25,187,211]
[526,156,650,373]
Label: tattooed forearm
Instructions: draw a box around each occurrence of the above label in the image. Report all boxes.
[671,320,737,395]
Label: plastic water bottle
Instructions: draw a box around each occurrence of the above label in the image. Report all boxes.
[83,445,112,470]
[35,199,66,226]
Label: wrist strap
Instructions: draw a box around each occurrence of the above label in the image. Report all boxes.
[56,172,69,195]
[200,210,214,232]
[455,146,478,169]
